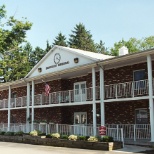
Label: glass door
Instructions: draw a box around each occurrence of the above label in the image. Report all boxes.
[74,82,86,102]
[74,112,87,135]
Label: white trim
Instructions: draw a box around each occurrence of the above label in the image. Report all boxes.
[74,112,87,125]
[104,96,149,102]
[135,108,148,124]
[133,69,145,81]
[92,67,97,136]
[147,54,154,142]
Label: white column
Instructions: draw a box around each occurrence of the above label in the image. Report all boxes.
[147,55,154,142]
[31,80,35,131]
[8,85,11,131]
[100,66,105,126]
[92,67,97,136]
[26,82,30,132]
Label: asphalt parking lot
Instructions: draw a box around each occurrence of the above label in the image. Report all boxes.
[0,142,154,154]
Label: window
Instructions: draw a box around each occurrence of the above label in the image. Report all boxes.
[133,70,146,89]
[74,81,86,102]
[74,112,87,124]
[133,70,145,81]
[135,109,148,124]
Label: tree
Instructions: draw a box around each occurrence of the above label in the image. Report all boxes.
[68,23,96,52]
[95,40,109,54]
[0,5,32,82]
[29,46,45,66]
[110,36,154,56]
[53,32,67,47]
[110,38,142,56]
[140,36,154,50]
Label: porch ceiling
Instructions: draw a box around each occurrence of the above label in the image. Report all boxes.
[103,53,154,70]
[35,67,93,83]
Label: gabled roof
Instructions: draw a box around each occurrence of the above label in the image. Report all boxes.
[59,46,114,60]
[25,45,114,78]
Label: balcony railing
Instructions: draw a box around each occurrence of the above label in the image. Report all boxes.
[105,79,149,99]
[0,79,151,109]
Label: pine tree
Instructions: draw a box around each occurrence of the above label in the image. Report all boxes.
[53,32,67,47]
[68,23,96,52]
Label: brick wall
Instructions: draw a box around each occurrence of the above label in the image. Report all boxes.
[0,61,153,124]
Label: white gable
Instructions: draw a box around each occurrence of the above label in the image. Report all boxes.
[26,46,114,78]
[27,47,94,78]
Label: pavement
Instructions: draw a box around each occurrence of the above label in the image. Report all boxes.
[0,142,154,154]
[112,145,154,154]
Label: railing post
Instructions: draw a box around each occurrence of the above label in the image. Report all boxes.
[115,84,118,99]
[58,93,61,104]
[116,125,119,140]
[56,124,59,133]
[134,124,136,141]
[132,81,134,97]
[121,128,124,148]
[69,90,71,103]
[49,93,51,104]
[40,94,42,105]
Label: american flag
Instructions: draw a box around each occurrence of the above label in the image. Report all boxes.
[45,83,51,96]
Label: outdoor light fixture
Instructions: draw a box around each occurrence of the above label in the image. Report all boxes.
[74,58,79,63]
[38,67,42,72]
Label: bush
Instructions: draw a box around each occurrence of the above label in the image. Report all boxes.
[60,135,68,140]
[68,135,78,141]
[0,131,5,135]
[30,130,42,136]
[87,136,98,142]
[14,131,24,136]
[46,134,52,138]
[100,136,114,142]
[78,136,86,141]
[4,131,14,136]
[51,133,60,139]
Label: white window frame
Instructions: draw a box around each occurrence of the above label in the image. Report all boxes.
[74,81,87,102]
[133,69,146,90]
[135,108,148,124]
[74,112,87,125]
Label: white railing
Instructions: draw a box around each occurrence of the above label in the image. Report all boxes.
[106,124,150,141]
[105,79,149,99]
[0,79,151,109]
[0,123,124,143]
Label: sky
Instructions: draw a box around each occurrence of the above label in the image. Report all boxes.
[1,0,154,50]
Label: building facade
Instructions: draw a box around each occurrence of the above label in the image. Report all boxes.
[0,46,154,142]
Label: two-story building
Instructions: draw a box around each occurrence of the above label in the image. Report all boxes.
[0,45,153,143]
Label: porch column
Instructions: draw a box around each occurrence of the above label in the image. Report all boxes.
[100,66,105,126]
[26,82,30,132]
[147,55,154,142]
[31,80,35,131]
[8,85,11,131]
[92,67,97,136]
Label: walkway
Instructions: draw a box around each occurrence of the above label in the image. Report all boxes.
[0,142,153,154]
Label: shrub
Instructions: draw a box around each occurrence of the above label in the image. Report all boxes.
[101,136,114,142]
[60,134,68,140]
[0,131,5,135]
[78,136,86,141]
[68,135,78,141]
[51,133,60,139]
[87,136,98,142]
[30,130,42,136]
[46,134,52,138]
[4,131,14,136]
[14,131,24,136]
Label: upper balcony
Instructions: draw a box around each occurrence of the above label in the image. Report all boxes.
[0,79,151,110]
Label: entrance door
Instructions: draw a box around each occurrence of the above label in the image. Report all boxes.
[74,112,87,135]
[74,82,86,102]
